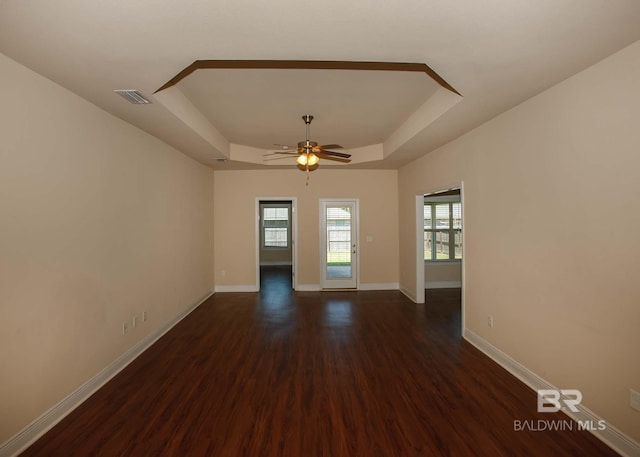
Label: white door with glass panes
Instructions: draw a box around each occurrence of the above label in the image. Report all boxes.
[320,200,358,289]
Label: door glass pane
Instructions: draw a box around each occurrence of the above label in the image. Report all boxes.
[326,206,352,279]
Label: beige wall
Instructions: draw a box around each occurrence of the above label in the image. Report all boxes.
[399,41,640,441]
[0,54,215,442]
[425,262,461,288]
[214,169,399,289]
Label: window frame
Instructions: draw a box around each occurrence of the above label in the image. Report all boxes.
[424,198,462,262]
[261,203,291,249]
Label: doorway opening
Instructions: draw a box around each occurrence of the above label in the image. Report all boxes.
[415,185,464,333]
[257,199,296,291]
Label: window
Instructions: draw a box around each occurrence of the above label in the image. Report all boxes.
[262,205,290,248]
[424,201,461,260]
[326,207,352,265]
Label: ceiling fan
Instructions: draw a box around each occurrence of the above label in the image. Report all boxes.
[265,115,352,173]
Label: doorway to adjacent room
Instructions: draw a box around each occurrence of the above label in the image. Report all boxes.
[257,198,296,291]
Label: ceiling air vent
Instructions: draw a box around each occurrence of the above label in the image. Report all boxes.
[114,90,151,104]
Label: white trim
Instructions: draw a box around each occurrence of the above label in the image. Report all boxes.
[425,280,462,289]
[0,289,214,457]
[459,182,466,333]
[400,285,418,302]
[258,261,293,266]
[214,284,259,293]
[218,282,404,292]
[464,329,640,457]
[415,194,425,303]
[359,282,399,291]
[297,284,399,292]
[425,259,462,265]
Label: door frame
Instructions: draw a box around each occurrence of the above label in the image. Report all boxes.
[415,182,465,332]
[255,197,298,290]
[319,198,359,289]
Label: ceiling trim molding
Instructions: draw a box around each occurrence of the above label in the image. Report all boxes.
[155,60,460,96]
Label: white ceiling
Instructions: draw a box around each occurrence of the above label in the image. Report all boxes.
[179,68,440,150]
[1,0,640,169]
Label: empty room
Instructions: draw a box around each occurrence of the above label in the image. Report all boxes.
[1,1,639,456]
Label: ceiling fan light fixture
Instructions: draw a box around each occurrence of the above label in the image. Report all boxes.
[264,115,350,183]
[296,152,319,167]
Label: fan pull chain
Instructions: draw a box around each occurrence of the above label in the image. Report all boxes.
[306,164,310,186]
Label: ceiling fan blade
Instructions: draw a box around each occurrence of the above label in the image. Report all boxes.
[320,144,343,150]
[263,155,297,162]
[264,151,297,156]
[316,152,351,163]
[318,149,351,159]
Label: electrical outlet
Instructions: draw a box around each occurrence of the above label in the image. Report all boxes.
[488,315,494,328]
[142,311,147,322]
[132,315,137,328]
[122,322,128,335]
[630,389,640,413]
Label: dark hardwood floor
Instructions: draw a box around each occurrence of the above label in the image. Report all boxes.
[19,270,618,456]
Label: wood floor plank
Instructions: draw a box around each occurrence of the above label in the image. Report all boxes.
[19,276,618,456]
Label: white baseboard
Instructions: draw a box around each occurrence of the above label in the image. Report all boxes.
[0,289,214,457]
[464,329,640,457]
[214,284,259,292]
[399,285,417,302]
[359,282,400,291]
[215,284,401,292]
[425,280,462,289]
[297,283,400,292]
